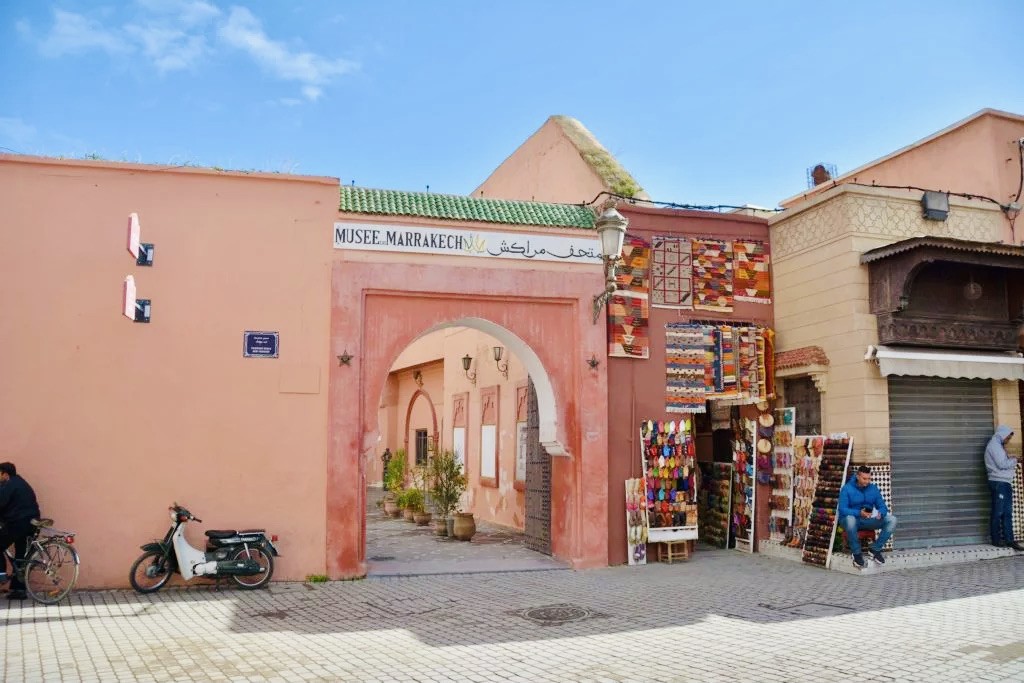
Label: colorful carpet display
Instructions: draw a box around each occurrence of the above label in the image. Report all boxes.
[651,237,693,309]
[615,236,650,292]
[665,325,708,413]
[609,236,651,359]
[608,292,650,359]
[666,322,775,413]
[691,239,734,312]
[733,240,772,304]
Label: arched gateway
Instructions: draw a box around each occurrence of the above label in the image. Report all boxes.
[325,190,610,577]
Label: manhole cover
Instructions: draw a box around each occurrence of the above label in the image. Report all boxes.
[509,603,607,627]
[368,556,396,561]
[253,610,289,619]
[775,603,854,617]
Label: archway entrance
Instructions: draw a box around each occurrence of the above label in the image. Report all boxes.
[363,325,562,575]
[325,258,609,579]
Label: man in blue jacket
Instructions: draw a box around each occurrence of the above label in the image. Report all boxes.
[839,465,897,568]
[984,425,1024,551]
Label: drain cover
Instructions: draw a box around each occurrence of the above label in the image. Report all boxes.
[776,603,854,617]
[368,556,396,561]
[510,603,607,627]
[253,610,289,619]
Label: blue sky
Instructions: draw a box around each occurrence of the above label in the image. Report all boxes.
[2,1,1021,208]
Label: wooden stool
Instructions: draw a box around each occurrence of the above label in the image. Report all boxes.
[657,540,691,564]
[841,528,877,553]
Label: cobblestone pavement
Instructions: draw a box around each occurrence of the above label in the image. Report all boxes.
[4,551,1024,682]
[366,488,565,576]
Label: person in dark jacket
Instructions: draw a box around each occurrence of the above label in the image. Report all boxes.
[839,465,897,569]
[984,425,1024,551]
[0,462,41,600]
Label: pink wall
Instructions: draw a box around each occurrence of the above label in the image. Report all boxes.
[473,117,608,204]
[780,111,1024,243]
[328,245,610,575]
[606,205,773,565]
[0,155,338,588]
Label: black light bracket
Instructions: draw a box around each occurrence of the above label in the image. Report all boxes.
[137,243,155,266]
[134,299,151,323]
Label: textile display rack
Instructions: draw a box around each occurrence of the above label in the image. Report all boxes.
[640,420,699,545]
[697,462,733,549]
[769,408,795,541]
[731,418,756,552]
[801,435,853,568]
[625,478,649,566]
[788,435,825,547]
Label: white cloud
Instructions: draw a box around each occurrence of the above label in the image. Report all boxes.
[0,117,37,148]
[37,10,127,57]
[22,5,356,103]
[124,24,207,72]
[134,0,221,27]
[219,6,357,100]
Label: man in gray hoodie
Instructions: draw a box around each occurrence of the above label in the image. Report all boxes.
[984,425,1024,551]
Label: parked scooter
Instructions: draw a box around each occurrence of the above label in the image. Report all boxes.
[129,504,280,593]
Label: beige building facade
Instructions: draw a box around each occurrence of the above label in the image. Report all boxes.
[770,109,1024,549]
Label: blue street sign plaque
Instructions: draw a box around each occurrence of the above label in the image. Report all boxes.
[244,331,279,358]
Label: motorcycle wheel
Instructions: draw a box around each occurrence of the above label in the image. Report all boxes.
[129,550,173,593]
[230,546,274,589]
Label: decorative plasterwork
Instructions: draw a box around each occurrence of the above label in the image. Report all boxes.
[770,187,1003,261]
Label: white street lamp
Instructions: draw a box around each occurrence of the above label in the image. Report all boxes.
[592,206,628,324]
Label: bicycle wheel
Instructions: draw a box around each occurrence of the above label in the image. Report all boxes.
[129,550,173,594]
[24,540,79,605]
[230,546,273,589]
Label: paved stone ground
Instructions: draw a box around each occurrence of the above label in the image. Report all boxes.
[366,488,565,576]
[4,550,1024,682]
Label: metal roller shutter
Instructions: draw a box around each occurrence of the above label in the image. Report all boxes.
[888,376,994,549]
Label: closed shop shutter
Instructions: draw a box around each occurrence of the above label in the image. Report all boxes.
[888,376,993,549]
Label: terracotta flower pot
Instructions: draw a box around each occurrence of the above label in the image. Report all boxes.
[403,507,416,522]
[383,500,400,517]
[432,518,448,536]
[452,512,476,541]
[414,511,432,526]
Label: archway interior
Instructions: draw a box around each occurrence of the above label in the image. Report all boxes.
[364,321,561,575]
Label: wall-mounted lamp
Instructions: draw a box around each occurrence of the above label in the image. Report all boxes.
[493,346,509,379]
[587,354,600,369]
[921,191,949,221]
[337,350,353,366]
[591,206,628,324]
[461,354,477,385]
[413,369,424,387]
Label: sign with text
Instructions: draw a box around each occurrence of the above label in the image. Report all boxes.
[333,222,603,264]
[243,331,279,358]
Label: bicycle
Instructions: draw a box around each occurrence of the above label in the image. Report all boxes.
[2,518,80,604]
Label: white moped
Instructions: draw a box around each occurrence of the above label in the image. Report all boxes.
[129,504,279,593]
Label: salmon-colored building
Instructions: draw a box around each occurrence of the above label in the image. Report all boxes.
[0,155,614,587]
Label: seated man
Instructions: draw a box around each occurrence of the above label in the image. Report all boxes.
[839,465,897,568]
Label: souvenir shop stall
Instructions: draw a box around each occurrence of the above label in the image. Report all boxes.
[662,321,776,554]
[616,233,778,564]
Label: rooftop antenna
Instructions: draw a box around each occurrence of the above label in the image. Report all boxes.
[426,184,430,193]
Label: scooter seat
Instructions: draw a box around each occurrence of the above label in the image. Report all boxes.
[205,529,238,539]
[239,529,265,535]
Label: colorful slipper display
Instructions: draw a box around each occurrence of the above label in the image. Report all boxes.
[640,420,699,530]
[801,436,853,568]
[625,477,649,565]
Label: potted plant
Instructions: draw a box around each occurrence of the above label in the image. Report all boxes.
[403,489,423,522]
[428,449,467,538]
[452,510,476,542]
[383,450,407,517]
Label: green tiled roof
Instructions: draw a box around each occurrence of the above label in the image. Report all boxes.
[339,186,596,229]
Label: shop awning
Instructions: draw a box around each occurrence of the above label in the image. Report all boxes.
[865,345,1024,381]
